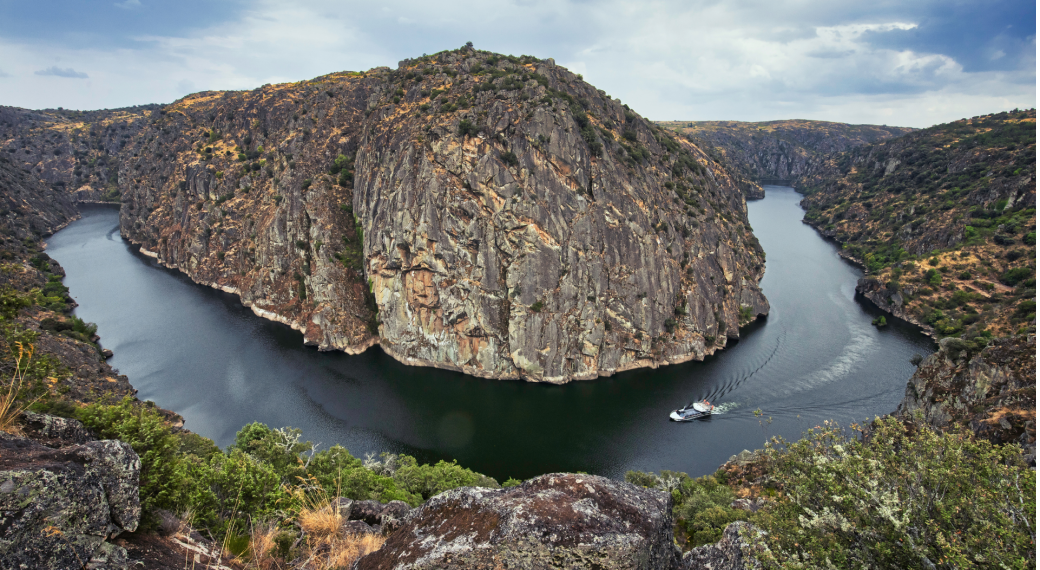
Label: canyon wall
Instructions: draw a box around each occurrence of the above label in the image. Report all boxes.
[2,47,769,382]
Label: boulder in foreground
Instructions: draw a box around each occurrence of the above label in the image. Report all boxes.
[356,472,679,569]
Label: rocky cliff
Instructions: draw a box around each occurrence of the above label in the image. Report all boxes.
[4,47,769,382]
[657,120,914,199]
[0,104,157,203]
[896,334,1036,465]
[799,109,1036,338]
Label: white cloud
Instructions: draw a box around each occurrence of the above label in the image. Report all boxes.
[0,0,1032,127]
[34,66,89,79]
[114,0,141,9]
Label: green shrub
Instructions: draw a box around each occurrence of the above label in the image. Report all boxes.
[752,418,1035,569]
[457,119,479,138]
[78,397,188,526]
[501,151,519,167]
[392,456,499,501]
[1002,266,1033,286]
[925,268,942,286]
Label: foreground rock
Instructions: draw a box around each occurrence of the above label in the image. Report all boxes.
[0,420,141,569]
[896,334,1036,465]
[683,522,771,570]
[356,473,678,569]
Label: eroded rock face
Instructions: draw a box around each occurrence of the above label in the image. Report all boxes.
[4,48,769,382]
[0,428,142,569]
[355,58,769,381]
[356,473,679,570]
[896,334,1036,464]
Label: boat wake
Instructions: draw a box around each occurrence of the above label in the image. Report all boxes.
[709,402,740,415]
[704,326,788,402]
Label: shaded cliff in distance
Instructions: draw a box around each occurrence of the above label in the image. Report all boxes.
[658,119,914,199]
[0,104,157,203]
[3,46,769,383]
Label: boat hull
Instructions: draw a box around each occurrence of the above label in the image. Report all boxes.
[669,409,711,422]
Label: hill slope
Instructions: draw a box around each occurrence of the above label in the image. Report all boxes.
[799,109,1036,339]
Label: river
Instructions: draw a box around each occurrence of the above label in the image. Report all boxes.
[45,186,934,481]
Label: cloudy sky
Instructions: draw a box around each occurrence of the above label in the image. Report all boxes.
[0,0,1034,127]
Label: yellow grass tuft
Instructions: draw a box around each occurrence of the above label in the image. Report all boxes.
[249,523,285,570]
[0,343,38,435]
[299,503,343,540]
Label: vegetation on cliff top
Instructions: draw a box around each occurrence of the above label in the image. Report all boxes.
[799,109,1036,339]
[629,416,1035,569]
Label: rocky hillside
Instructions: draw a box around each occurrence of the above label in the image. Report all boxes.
[658,120,914,198]
[897,334,1035,465]
[799,109,1036,338]
[0,104,156,203]
[4,46,769,382]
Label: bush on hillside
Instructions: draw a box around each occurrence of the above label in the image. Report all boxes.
[752,417,1035,569]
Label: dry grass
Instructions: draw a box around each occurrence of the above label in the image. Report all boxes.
[299,503,342,540]
[0,343,37,435]
[306,533,386,570]
[248,492,386,570]
[249,523,285,570]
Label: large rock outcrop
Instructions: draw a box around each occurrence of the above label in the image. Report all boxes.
[4,47,769,382]
[356,473,680,570]
[0,420,142,569]
[896,334,1036,464]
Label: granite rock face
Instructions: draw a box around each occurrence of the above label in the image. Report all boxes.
[0,425,142,569]
[356,473,679,570]
[682,522,771,570]
[896,334,1036,464]
[4,48,769,382]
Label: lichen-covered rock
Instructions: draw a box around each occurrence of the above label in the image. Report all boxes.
[21,411,96,446]
[350,499,390,526]
[896,334,1036,464]
[356,472,679,570]
[683,522,770,570]
[0,432,141,569]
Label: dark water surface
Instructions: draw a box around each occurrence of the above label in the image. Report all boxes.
[46,187,934,481]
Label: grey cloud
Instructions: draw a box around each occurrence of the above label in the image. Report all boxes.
[0,69,10,77]
[35,66,89,78]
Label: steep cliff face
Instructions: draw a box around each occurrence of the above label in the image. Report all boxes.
[799,110,1036,339]
[353,53,768,381]
[657,120,914,198]
[4,47,769,382]
[0,152,78,240]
